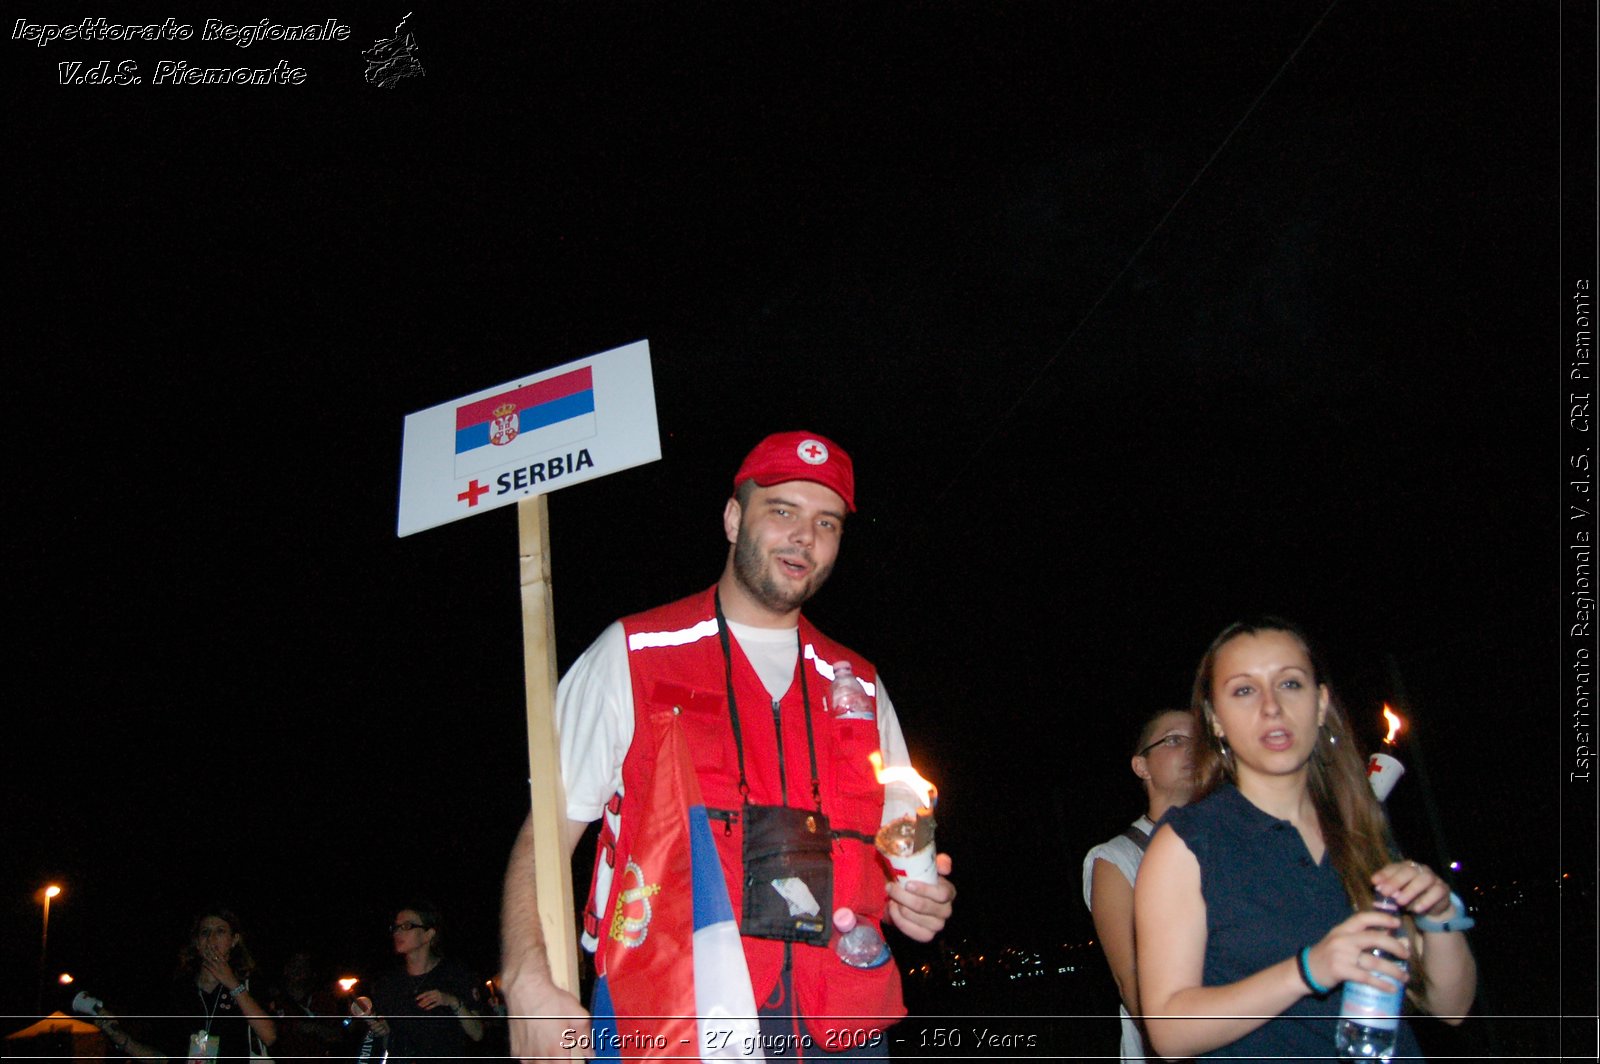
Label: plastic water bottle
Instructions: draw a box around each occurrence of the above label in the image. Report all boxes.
[1335,895,1408,1059]
[833,908,890,968]
[829,661,875,720]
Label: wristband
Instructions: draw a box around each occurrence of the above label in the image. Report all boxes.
[230,983,248,998]
[1296,946,1331,995]
[1414,891,1475,933]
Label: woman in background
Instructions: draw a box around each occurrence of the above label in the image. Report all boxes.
[91,906,278,1061]
[362,901,484,1063]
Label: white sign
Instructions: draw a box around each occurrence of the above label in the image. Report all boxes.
[397,340,660,536]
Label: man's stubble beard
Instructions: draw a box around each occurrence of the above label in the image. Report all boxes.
[732,522,834,616]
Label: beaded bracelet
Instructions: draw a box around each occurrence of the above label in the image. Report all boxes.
[1296,946,1331,995]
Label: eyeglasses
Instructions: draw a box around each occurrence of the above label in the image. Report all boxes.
[1138,733,1193,758]
[389,922,429,933]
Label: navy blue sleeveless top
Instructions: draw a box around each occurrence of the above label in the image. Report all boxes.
[1162,784,1424,1060]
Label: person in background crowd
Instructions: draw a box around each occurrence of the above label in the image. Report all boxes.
[89,906,278,1061]
[264,949,345,1059]
[362,901,484,1063]
[1136,618,1477,1059]
[1083,707,1197,1061]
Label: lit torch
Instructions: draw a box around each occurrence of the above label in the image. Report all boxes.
[1366,703,1407,802]
[869,752,939,884]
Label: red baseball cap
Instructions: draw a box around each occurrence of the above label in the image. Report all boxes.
[732,431,856,512]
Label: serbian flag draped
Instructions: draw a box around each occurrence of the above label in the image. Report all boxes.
[593,711,764,1062]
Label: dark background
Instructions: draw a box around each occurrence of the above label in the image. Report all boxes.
[4,1,1594,1058]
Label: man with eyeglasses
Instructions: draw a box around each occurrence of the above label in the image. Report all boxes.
[498,431,956,1060]
[1082,709,1197,1063]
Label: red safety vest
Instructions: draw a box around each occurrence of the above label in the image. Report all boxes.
[587,586,905,1039]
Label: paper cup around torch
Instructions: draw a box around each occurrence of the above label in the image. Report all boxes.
[886,843,938,884]
[875,813,939,885]
[1367,752,1405,802]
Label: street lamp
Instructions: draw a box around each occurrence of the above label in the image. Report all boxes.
[38,884,62,1016]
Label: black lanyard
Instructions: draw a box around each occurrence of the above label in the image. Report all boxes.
[713,590,822,811]
[197,983,224,1036]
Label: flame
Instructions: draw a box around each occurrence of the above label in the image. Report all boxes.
[337,978,359,993]
[1382,704,1403,745]
[869,751,938,810]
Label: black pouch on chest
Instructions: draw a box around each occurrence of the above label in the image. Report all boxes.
[739,804,833,945]
[713,591,835,947]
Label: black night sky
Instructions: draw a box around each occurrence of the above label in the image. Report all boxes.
[5,2,1596,1058]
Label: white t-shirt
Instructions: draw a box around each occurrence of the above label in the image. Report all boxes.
[1081,815,1154,1064]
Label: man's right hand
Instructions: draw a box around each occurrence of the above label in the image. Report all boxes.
[502,972,592,1061]
[500,813,595,1059]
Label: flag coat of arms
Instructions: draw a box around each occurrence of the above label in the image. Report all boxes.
[592,710,764,1062]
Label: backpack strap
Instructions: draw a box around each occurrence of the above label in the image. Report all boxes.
[1119,821,1152,853]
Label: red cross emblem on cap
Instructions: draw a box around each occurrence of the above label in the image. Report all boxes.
[797,438,829,465]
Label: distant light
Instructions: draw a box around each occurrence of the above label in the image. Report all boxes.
[44,885,62,899]
[1449,861,1460,871]
[58,973,74,985]
[337,978,359,992]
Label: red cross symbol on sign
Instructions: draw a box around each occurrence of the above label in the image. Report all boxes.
[457,479,490,507]
[1366,757,1381,777]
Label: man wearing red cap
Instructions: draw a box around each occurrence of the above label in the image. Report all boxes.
[500,431,956,1060]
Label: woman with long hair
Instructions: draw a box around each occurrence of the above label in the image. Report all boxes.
[1135,619,1476,1059]
[90,906,278,1061]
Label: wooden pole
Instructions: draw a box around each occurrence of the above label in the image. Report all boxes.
[517,495,579,994]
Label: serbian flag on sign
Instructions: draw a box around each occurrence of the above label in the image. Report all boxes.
[592,711,764,1063]
[452,366,597,477]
